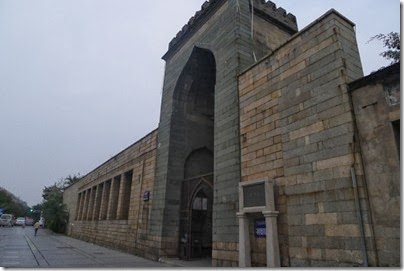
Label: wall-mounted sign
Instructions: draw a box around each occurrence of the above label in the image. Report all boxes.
[143,191,150,201]
[255,219,266,237]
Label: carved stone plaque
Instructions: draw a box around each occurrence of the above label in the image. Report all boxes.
[243,182,265,207]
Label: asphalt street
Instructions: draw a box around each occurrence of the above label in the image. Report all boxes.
[0,225,173,268]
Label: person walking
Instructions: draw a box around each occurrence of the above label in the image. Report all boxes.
[34,221,40,236]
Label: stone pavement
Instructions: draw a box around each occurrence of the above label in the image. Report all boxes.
[0,226,182,268]
[159,257,212,268]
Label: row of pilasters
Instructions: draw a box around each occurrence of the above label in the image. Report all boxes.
[75,171,133,221]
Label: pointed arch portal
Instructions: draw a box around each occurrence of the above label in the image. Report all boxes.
[180,174,213,260]
[174,47,216,260]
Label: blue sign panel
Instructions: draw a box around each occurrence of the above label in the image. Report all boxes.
[0,208,3,215]
[255,219,266,237]
[143,191,150,201]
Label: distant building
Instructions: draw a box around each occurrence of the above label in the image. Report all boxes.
[63,0,400,267]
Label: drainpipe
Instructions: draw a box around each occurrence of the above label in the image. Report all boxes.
[350,166,368,267]
[349,108,368,266]
[348,84,379,266]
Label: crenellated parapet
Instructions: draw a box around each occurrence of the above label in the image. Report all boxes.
[251,0,298,33]
[164,0,298,59]
[167,0,224,52]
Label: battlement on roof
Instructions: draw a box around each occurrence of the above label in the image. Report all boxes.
[252,0,297,33]
[165,0,297,56]
[167,0,223,51]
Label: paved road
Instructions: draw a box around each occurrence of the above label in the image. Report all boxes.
[0,226,172,268]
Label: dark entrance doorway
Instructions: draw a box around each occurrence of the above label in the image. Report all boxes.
[180,174,213,260]
[174,47,215,260]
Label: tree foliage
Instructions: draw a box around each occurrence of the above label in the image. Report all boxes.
[41,182,68,233]
[31,203,43,221]
[40,174,80,233]
[64,174,81,187]
[369,32,400,64]
[0,189,29,217]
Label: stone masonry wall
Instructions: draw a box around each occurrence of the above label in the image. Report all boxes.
[238,10,377,266]
[61,3,399,267]
[63,129,158,255]
[349,63,400,267]
[151,0,296,266]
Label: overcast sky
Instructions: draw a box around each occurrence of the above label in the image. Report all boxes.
[0,0,400,207]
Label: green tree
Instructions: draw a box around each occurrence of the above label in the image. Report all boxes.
[0,189,27,217]
[40,174,80,233]
[41,185,68,233]
[369,32,400,64]
[30,203,43,222]
[64,174,81,187]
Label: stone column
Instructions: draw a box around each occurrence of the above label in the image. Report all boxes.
[91,186,98,220]
[79,192,85,220]
[78,191,84,220]
[116,174,126,220]
[99,181,110,220]
[81,189,89,220]
[93,184,103,220]
[86,187,95,220]
[262,210,280,267]
[107,176,120,220]
[236,212,251,267]
[76,192,83,220]
[107,179,116,220]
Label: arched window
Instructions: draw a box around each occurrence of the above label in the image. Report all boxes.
[192,191,208,210]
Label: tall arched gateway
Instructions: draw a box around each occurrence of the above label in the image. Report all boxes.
[148,0,297,265]
[173,47,216,259]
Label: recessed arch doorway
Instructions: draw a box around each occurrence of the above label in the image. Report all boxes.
[174,46,216,260]
[180,174,213,260]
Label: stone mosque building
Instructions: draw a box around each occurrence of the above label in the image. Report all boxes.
[63,0,400,267]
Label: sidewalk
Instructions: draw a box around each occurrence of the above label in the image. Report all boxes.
[1,226,217,268]
[1,226,171,268]
[159,257,212,268]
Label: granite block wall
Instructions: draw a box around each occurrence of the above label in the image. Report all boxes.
[63,130,158,255]
[238,10,377,267]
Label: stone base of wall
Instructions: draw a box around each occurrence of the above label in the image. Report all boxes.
[212,241,238,267]
[71,221,133,253]
[70,222,174,262]
[133,235,179,262]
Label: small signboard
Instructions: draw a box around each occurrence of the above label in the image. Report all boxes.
[255,219,266,237]
[143,191,150,201]
[0,208,3,215]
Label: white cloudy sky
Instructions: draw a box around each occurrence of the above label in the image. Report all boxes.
[0,0,400,206]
